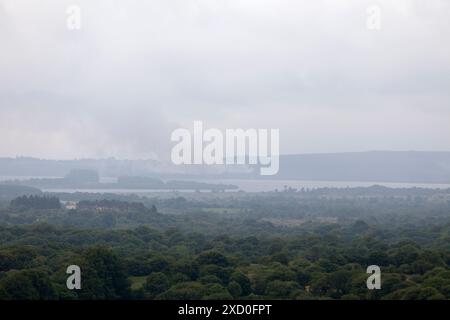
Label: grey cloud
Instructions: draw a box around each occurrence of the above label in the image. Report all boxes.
[0,0,449,158]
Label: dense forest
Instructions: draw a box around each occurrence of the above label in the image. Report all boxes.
[1,186,450,300]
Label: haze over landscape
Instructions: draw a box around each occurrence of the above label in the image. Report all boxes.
[2,151,450,185]
[2,0,450,304]
[1,0,450,160]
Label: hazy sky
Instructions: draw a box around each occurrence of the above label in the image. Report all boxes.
[1,0,450,159]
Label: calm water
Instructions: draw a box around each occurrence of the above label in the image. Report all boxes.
[0,176,116,183]
[2,176,450,193]
[189,179,450,192]
[0,176,60,181]
[43,179,450,194]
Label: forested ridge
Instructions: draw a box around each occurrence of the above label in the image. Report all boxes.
[1,187,450,300]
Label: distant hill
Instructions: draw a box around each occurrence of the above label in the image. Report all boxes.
[2,151,450,183]
[0,157,160,177]
[268,151,450,183]
[0,184,42,201]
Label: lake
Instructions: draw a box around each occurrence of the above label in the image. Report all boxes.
[2,176,449,193]
[42,179,450,193]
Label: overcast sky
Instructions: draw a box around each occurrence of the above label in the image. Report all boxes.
[1,0,449,160]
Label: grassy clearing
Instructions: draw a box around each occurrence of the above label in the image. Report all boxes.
[129,276,147,290]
